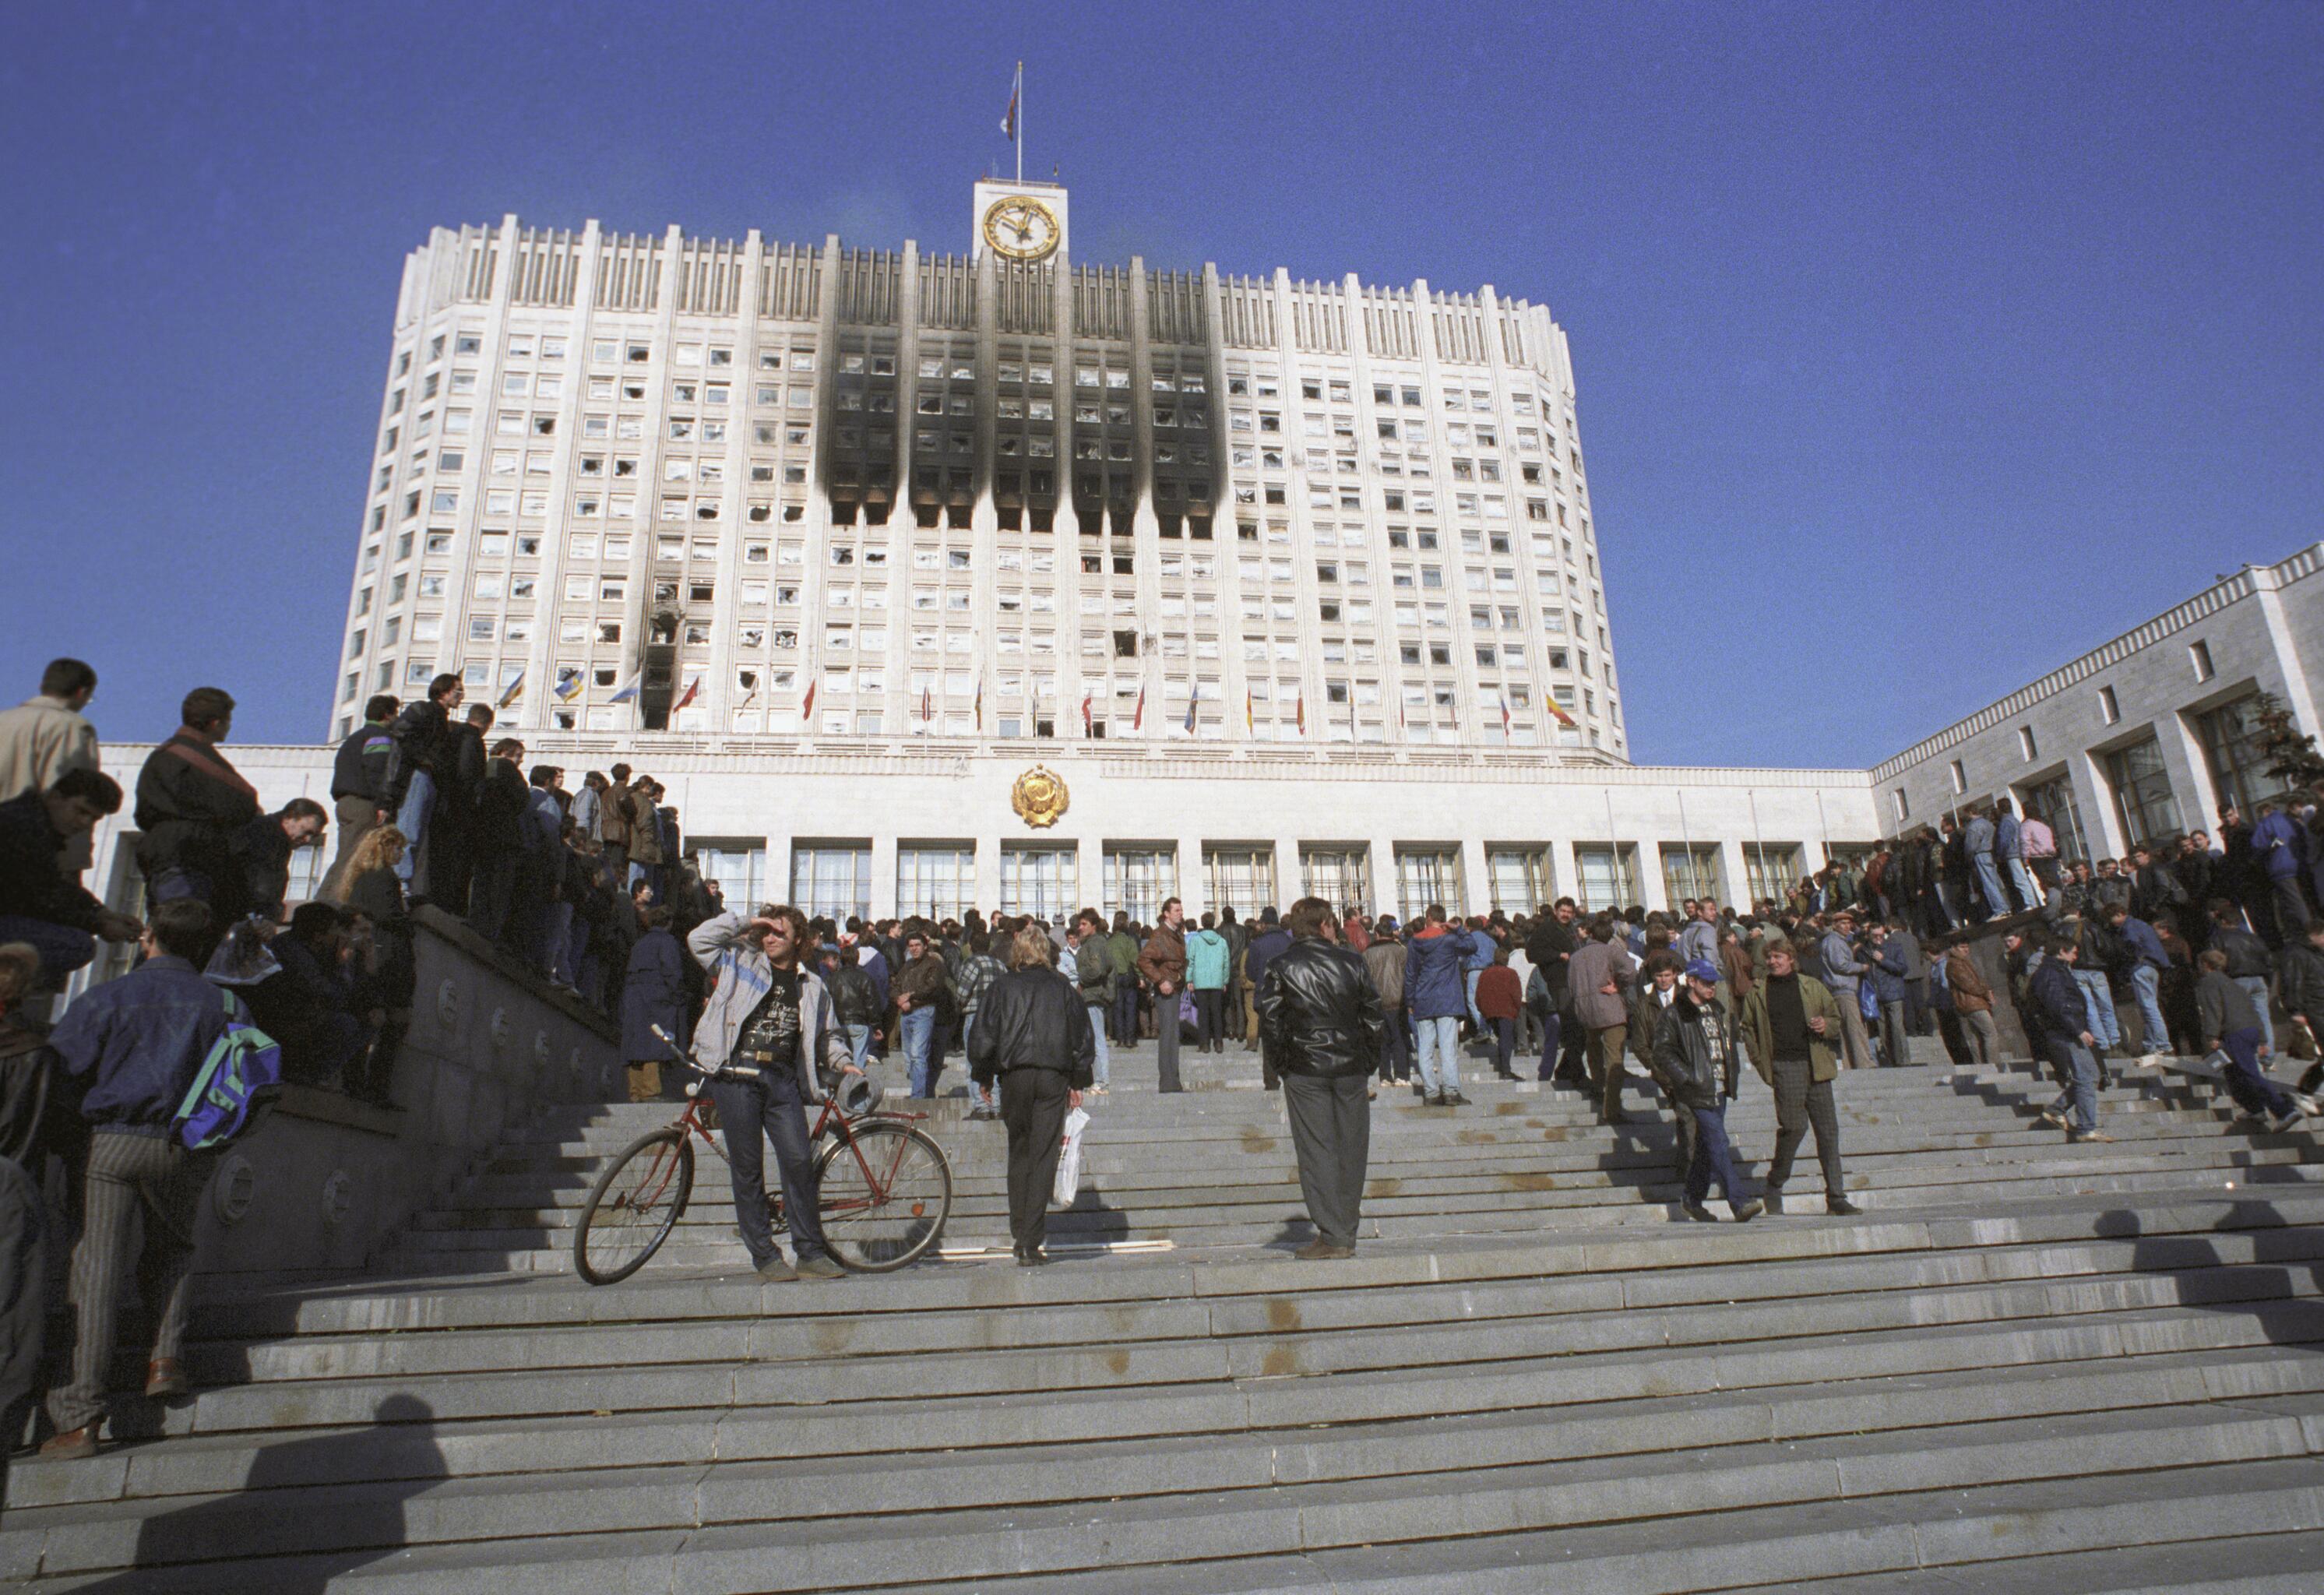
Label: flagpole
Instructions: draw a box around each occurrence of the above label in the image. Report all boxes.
[1016,61,1023,184]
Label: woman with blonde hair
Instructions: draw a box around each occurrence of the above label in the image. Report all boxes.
[335,827,410,1105]
[967,924,1095,1266]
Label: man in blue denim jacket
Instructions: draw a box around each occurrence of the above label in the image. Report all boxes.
[40,900,237,1459]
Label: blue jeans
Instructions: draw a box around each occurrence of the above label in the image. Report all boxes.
[1685,1101,1750,1211]
[843,1023,874,1070]
[392,769,435,886]
[1464,969,1485,1031]
[1086,1005,1111,1086]
[2073,970,2121,1050]
[900,1006,938,1097]
[2129,965,2167,1053]
[1413,1015,1463,1095]
[2005,857,2041,911]
[2215,1027,2293,1119]
[1490,1017,1516,1076]
[1536,1011,1562,1080]
[1973,854,2009,917]
[548,902,577,984]
[2234,976,2276,1055]
[0,917,96,984]
[2047,1037,2100,1132]
[708,1069,829,1266]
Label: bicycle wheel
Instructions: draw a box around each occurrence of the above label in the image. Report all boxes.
[574,1126,694,1285]
[812,1121,952,1272]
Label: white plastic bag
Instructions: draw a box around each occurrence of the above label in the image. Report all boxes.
[1051,1105,1092,1208]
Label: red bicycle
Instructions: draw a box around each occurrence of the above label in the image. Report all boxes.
[573,1044,952,1285]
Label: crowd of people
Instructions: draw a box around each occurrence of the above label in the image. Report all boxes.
[0,658,745,1466]
[9,647,2324,1463]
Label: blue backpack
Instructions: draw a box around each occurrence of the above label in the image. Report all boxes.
[173,988,283,1151]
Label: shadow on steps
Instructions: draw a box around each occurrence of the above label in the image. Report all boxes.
[69,1396,444,1593]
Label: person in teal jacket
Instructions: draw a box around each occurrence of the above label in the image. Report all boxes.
[1185,914,1231,1055]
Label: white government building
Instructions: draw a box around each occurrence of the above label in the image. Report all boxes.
[80,184,2324,927]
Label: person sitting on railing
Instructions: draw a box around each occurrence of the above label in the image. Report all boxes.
[224,798,329,926]
[331,825,412,1107]
[245,902,368,1091]
[0,769,143,987]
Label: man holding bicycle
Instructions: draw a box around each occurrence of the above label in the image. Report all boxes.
[689,903,863,1281]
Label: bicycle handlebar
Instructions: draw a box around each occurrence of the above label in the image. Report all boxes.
[650,1024,759,1082]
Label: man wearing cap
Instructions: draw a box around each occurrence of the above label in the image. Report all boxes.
[1816,910,1876,1071]
[1653,959,1764,1224]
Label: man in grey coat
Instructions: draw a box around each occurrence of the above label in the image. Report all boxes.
[1568,918,1640,1124]
[1816,910,1876,1071]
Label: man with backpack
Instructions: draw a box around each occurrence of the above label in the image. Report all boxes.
[39,900,260,1459]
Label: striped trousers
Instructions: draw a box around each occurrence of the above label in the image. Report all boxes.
[47,1131,214,1435]
[1766,1055,1845,1198]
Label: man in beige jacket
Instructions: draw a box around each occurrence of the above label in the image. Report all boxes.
[0,660,102,871]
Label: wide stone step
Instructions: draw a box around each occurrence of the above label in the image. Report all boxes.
[173,1221,2324,1395]
[16,1397,2322,1588]
[15,1051,2320,1593]
[421,1123,2314,1231]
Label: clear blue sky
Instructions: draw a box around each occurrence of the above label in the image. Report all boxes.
[5,1,2319,766]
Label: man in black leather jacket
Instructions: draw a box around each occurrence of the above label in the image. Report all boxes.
[1652,960,1765,1224]
[967,925,1095,1266]
[1255,896,1387,1259]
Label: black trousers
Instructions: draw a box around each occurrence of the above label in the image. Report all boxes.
[1280,1071,1372,1248]
[1767,1055,1844,1197]
[998,1067,1071,1252]
[1192,989,1225,1050]
[468,854,516,944]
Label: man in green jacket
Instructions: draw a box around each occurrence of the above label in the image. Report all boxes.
[1738,937,1863,1216]
[1104,914,1141,1047]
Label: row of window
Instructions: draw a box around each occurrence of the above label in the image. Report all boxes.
[1897,686,2280,857]
[766,836,1801,924]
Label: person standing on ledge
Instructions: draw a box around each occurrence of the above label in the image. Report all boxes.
[1255,897,1387,1259]
[967,925,1094,1267]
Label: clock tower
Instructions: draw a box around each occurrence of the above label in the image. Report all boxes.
[970,178,1068,263]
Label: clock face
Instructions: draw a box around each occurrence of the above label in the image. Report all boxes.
[982,196,1061,262]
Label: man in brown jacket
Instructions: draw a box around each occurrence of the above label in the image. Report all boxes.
[1567,918,1638,1125]
[1362,920,1411,1086]
[600,763,634,883]
[1139,896,1189,1093]
[1942,938,2001,1068]
[625,776,665,900]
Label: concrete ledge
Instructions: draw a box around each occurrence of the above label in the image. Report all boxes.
[187,906,619,1278]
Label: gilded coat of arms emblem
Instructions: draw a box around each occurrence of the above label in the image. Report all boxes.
[1010,766,1069,829]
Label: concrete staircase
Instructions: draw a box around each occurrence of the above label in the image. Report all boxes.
[9,1036,2324,1593]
